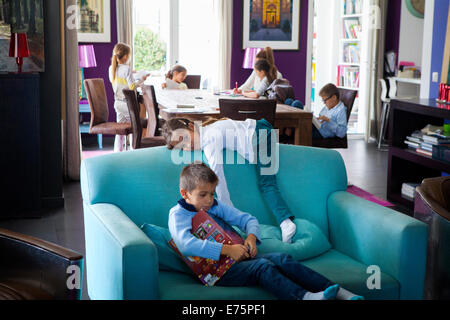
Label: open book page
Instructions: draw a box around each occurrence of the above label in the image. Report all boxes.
[134,70,150,81]
[312,117,323,130]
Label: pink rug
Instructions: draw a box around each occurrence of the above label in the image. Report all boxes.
[82,150,114,160]
[347,186,394,207]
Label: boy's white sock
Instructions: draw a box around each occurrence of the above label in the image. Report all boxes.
[336,288,364,300]
[302,285,339,300]
[280,219,296,243]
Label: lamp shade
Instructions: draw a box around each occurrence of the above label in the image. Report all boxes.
[242,48,262,69]
[9,33,30,58]
[78,45,97,68]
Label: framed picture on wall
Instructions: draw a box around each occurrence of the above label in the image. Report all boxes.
[77,0,111,43]
[243,0,300,51]
[0,0,45,72]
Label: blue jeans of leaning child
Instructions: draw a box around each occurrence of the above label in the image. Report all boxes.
[255,119,294,225]
[217,253,333,300]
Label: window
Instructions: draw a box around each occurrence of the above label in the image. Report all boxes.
[133,0,219,88]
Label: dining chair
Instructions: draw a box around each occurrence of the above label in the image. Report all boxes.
[184,75,202,89]
[312,88,357,149]
[219,99,277,126]
[123,89,165,150]
[141,85,163,138]
[378,79,391,150]
[0,228,83,300]
[84,78,132,143]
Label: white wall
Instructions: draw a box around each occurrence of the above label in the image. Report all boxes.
[421,0,435,98]
[398,0,425,97]
[314,0,340,115]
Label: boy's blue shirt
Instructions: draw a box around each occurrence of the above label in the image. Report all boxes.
[168,199,261,261]
[318,101,348,138]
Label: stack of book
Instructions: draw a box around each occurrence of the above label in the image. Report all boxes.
[401,182,420,201]
[404,129,450,160]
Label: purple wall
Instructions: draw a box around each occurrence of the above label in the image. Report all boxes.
[385,0,401,63]
[429,0,450,98]
[230,0,310,103]
[80,0,117,123]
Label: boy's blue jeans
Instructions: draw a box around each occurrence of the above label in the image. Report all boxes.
[217,253,334,300]
[255,119,294,225]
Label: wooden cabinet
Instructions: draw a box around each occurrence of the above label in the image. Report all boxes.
[387,98,450,211]
[0,73,41,217]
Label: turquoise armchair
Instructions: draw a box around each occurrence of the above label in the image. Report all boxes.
[81,145,428,300]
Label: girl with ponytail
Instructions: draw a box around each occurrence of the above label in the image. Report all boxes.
[108,43,149,152]
[235,47,283,94]
[162,65,188,90]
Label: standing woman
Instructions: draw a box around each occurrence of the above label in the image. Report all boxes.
[235,47,283,94]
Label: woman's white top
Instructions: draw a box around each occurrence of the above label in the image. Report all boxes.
[239,70,283,92]
[201,119,257,207]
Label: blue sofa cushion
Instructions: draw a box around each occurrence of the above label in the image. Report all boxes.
[142,218,331,274]
[140,223,190,274]
[234,218,331,261]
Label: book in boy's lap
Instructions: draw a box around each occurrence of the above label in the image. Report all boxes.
[169,210,244,287]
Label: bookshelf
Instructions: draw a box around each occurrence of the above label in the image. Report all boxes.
[387,98,450,211]
[338,0,365,134]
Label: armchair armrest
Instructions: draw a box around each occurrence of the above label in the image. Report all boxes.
[84,203,159,300]
[327,191,428,300]
[0,228,83,300]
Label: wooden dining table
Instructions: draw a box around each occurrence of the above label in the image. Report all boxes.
[155,89,313,146]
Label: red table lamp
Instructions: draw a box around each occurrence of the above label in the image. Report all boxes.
[9,33,30,73]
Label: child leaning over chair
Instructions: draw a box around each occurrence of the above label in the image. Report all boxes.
[168,163,364,300]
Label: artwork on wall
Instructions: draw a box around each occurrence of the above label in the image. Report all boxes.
[405,0,425,19]
[243,0,300,51]
[0,0,45,72]
[77,0,111,43]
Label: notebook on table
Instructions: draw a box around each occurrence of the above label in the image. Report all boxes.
[168,210,244,286]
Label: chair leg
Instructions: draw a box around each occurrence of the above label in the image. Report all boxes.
[98,134,103,150]
[378,102,389,150]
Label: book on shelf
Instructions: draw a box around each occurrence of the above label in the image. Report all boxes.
[404,140,420,149]
[168,210,243,287]
[401,182,420,200]
[344,0,362,15]
[342,42,360,64]
[416,148,433,157]
[432,144,450,164]
[343,19,361,39]
[420,142,433,152]
[422,134,450,145]
[337,65,360,88]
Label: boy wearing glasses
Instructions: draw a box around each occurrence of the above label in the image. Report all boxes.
[314,83,348,139]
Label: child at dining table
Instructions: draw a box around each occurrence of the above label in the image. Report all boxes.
[241,59,277,99]
[162,65,188,90]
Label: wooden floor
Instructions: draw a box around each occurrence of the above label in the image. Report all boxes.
[0,138,411,300]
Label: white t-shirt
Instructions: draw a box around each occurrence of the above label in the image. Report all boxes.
[108,64,144,101]
[201,119,257,207]
[239,70,283,92]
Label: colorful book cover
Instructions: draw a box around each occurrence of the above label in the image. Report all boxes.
[168,210,244,287]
